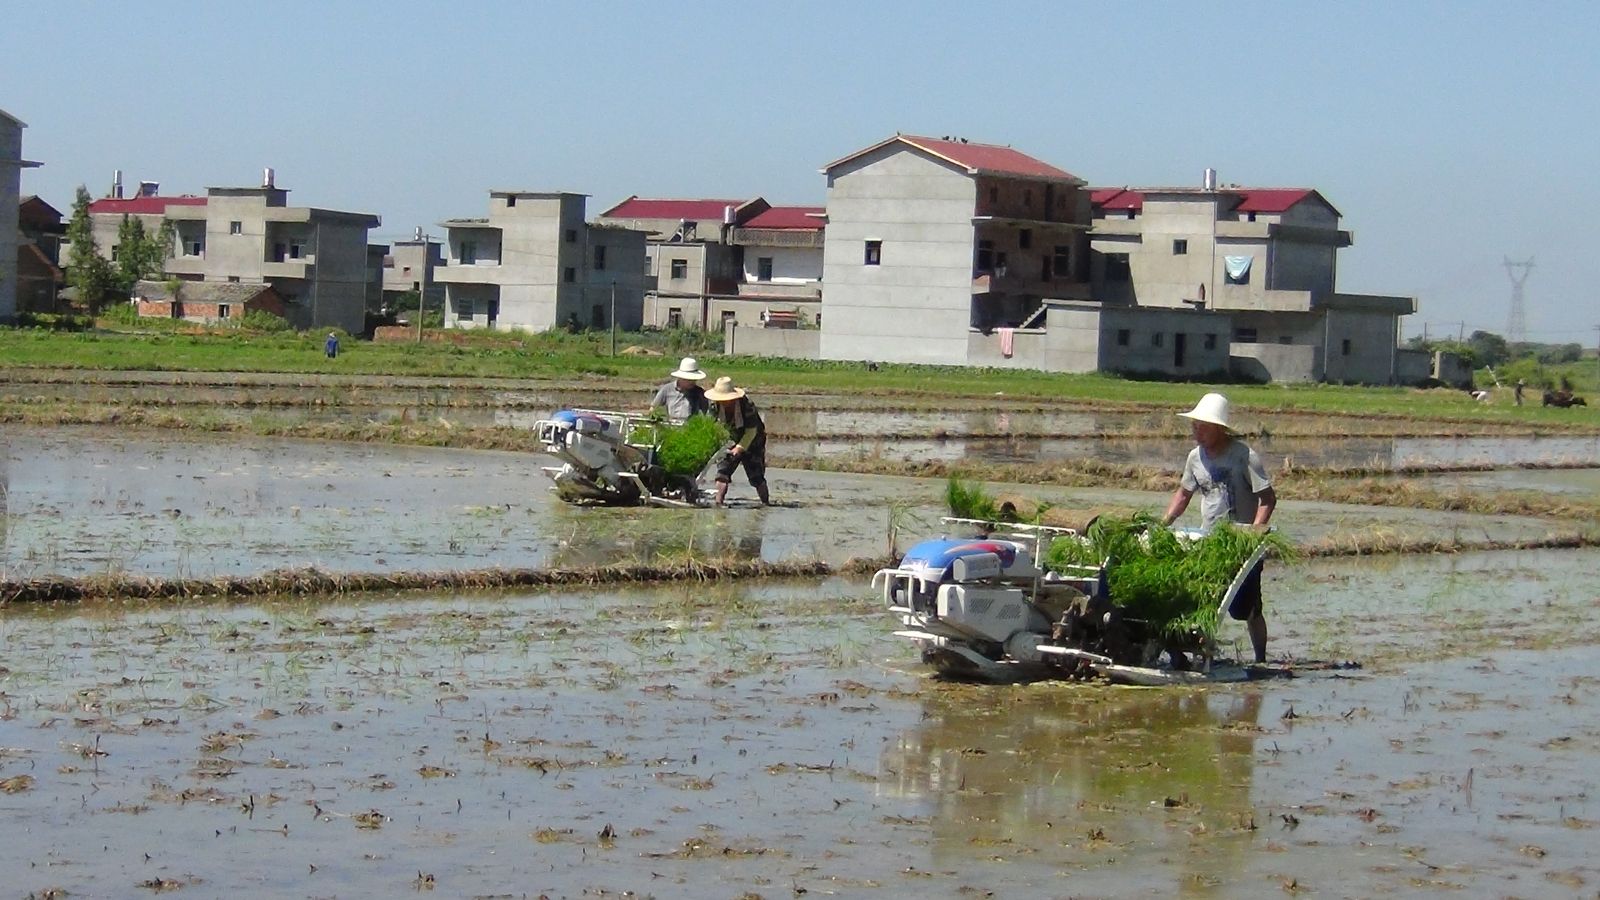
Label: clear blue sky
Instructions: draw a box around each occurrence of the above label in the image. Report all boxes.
[6,1,1596,342]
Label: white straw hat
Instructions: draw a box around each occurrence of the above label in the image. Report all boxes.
[704,375,747,401]
[1177,392,1234,431]
[670,357,706,380]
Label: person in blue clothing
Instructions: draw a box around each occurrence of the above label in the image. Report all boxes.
[1161,392,1276,663]
[324,332,339,359]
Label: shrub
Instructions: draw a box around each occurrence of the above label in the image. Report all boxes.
[239,309,291,332]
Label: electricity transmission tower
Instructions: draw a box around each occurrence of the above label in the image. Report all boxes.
[1505,257,1534,345]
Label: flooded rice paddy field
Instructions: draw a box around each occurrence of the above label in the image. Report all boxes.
[0,426,1572,582]
[1,549,1597,897]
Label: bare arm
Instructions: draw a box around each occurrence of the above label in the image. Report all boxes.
[1252,486,1276,526]
[1162,487,1194,527]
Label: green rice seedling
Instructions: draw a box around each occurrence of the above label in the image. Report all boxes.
[1043,513,1295,640]
[944,475,999,521]
[655,414,729,476]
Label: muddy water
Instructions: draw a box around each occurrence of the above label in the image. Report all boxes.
[1,426,1570,582]
[1,549,1596,896]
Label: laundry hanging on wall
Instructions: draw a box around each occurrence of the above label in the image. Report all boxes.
[1224,256,1253,284]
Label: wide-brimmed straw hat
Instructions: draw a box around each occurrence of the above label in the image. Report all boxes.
[1178,392,1234,431]
[704,376,746,402]
[670,357,706,380]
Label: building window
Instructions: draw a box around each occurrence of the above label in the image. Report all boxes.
[669,258,688,279]
[1278,336,1294,345]
[505,195,516,207]
[721,310,737,332]
[1125,209,1136,220]
[227,275,240,283]
[667,307,682,328]
[591,304,605,328]
[563,267,576,283]
[976,240,994,273]
[229,221,242,235]
[110,245,120,261]
[1053,245,1071,277]
[1105,252,1131,282]
[1019,228,1032,249]
[1151,332,1164,348]
[864,240,882,266]
[1247,212,1257,222]
[1116,328,1130,347]
[1204,333,1218,350]
[459,241,477,264]
[757,257,773,282]
[289,242,304,260]
[458,298,473,318]
[1172,239,1188,255]
[184,238,204,256]
[1342,338,1352,356]
[565,228,577,243]
[218,304,231,319]
[1235,327,1257,343]
[593,245,606,271]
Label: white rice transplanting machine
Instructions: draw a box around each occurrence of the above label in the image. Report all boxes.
[534,409,723,508]
[874,517,1271,684]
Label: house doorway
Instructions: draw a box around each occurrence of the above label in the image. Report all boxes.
[1173,332,1187,369]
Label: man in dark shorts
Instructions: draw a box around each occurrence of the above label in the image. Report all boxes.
[704,376,770,507]
[1160,392,1276,663]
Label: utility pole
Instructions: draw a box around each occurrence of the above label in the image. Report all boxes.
[609,280,617,357]
[414,228,432,344]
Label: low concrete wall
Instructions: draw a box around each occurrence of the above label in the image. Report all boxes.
[724,324,820,359]
[1395,348,1432,385]
[1231,343,1319,383]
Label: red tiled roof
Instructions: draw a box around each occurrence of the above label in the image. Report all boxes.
[1089,188,1143,211]
[742,206,824,230]
[823,135,1082,183]
[599,197,757,221]
[88,196,207,215]
[900,135,1079,181]
[1234,189,1315,213]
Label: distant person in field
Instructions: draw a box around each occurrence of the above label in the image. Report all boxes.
[650,357,708,421]
[704,376,771,507]
[1515,380,1526,406]
[1161,392,1276,663]
[324,332,339,359]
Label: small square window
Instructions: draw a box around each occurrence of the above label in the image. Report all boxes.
[864,240,882,266]
[1172,239,1188,255]
[1341,338,1352,356]
[1278,336,1293,345]
[1247,212,1258,222]
[1019,229,1032,249]
[1116,329,1130,347]
[565,229,577,243]
[1204,333,1218,350]
[1151,332,1164,348]
[229,221,242,235]
[218,304,231,319]
[506,196,517,208]
[1235,327,1257,343]
[670,258,688,279]
[757,257,773,282]
[563,267,576,283]
[458,298,474,318]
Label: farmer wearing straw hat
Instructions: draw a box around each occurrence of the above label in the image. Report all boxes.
[650,357,709,421]
[704,375,771,507]
[1161,392,1276,663]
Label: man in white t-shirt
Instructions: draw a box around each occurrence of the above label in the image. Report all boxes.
[1161,392,1276,663]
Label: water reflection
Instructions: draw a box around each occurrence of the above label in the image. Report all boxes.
[882,687,1264,867]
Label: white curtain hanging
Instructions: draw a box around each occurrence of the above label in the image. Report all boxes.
[1224,256,1253,281]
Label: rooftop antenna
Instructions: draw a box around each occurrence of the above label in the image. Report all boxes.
[1505,257,1534,345]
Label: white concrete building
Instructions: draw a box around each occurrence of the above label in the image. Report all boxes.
[1089,184,1414,383]
[435,191,648,332]
[728,205,824,328]
[1,107,41,322]
[817,134,1094,366]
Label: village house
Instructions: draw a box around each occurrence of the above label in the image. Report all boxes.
[86,170,379,333]
[1088,178,1415,383]
[379,229,445,313]
[727,204,824,329]
[1,107,42,322]
[131,278,286,325]
[16,195,64,313]
[435,191,648,332]
[595,196,758,330]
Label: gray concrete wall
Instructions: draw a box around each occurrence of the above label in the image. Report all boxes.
[1321,307,1400,384]
[820,144,978,365]
[1395,348,1433,386]
[1098,305,1232,377]
[0,116,22,320]
[724,323,820,359]
[1231,343,1320,383]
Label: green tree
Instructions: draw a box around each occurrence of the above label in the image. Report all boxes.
[113,214,173,292]
[1467,330,1510,368]
[64,185,116,313]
